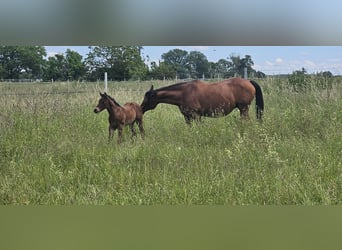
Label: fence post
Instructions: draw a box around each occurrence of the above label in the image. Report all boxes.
[104,72,108,92]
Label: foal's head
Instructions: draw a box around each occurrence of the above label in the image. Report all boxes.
[94,92,116,113]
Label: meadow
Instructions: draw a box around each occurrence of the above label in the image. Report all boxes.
[0,77,341,205]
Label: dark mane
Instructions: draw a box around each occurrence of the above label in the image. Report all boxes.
[106,94,121,107]
[157,80,196,91]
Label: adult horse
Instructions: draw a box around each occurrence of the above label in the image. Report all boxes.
[141,77,264,124]
[94,92,144,143]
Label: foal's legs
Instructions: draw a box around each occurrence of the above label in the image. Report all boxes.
[108,126,115,142]
[129,122,137,137]
[136,119,145,138]
[117,126,123,144]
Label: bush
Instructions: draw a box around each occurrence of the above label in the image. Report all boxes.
[288,68,310,92]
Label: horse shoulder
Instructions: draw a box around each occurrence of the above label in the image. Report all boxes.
[182,82,201,105]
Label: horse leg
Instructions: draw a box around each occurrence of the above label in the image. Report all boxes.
[130,122,137,137]
[117,127,123,144]
[137,119,145,138]
[179,107,193,126]
[237,104,250,119]
[108,126,115,142]
[194,114,202,124]
[118,128,122,144]
[184,115,193,126]
[184,112,202,126]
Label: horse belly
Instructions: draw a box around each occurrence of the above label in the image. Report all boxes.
[124,113,136,124]
[198,97,234,117]
[201,105,232,117]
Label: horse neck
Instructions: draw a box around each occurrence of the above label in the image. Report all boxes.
[106,100,122,117]
[156,89,183,106]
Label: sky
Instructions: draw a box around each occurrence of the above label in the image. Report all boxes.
[45,46,342,75]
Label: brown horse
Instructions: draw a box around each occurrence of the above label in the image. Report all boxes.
[94,92,144,143]
[141,77,264,124]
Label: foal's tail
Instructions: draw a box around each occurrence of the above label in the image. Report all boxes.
[250,80,264,120]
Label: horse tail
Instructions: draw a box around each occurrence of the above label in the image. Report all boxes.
[250,80,264,120]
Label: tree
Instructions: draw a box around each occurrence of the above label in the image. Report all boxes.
[161,49,189,79]
[216,59,232,78]
[148,61,176,80]
[0,46,46,79]
[208,62,218,79]
[229,54,254,77]
[317,71,333,78]
[85,46,147,81]
[186,51,209,78]
[44,53,67,81]
[0,64,5,78]
[241,55,254,69]
[65,49,86,81]
[229,54,242,77]
[241,55,254,77]
[126,47,149,81]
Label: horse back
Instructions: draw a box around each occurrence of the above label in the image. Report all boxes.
[181,78,256,116]
[123,102,143,121]
[221,78,256,103]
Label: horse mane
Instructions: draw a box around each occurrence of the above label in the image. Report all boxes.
[157,80,197,91]
[106,94,121,107]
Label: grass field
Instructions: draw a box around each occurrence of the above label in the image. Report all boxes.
[0,77,341,205]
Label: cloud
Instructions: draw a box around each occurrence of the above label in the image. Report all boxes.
[256,57,342,75]
[265,58,283,66]
[275,58,283,64]
[188,46,209,51]
[304,60,316,67]
[265,60,273,66]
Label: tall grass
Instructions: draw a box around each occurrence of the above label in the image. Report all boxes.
[0,78,341,204]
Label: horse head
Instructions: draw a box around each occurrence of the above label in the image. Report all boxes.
[141,85,158,113]
[94,92,109,113]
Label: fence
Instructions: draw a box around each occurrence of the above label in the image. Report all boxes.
[0,79,42,83]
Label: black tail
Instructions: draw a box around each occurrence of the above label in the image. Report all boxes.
[250,80,264,120]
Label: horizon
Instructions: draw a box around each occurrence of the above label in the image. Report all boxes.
[45,46,342,76]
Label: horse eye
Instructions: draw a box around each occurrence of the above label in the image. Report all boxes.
[149,91,155,98]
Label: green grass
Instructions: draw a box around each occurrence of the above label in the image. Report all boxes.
[0,78,341,204]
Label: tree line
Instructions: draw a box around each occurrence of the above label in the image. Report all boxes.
[0,46,272,82]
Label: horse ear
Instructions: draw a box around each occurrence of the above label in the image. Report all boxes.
[99,92,104,97]
[150,85,154,91]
